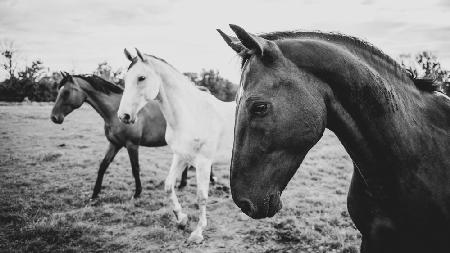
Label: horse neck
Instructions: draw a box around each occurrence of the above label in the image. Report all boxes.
[284,38,421,126]
[153,61,204,130]
[287,39,434,190]
[76,78,120,122]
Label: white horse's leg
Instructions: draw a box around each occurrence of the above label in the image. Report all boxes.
[165,154,188,227]
[188,157,212,243]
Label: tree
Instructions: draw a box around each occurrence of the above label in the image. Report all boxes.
[0,39,19,80]
[400,51,449,82]
[184,72,199,83]
[400,51,449,95]
[184,69,238,101]
[416,51,448,82]
[94,61,123,84]
[18,60,45,82]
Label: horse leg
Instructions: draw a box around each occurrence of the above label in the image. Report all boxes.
[179,165,215,188]
[347,164,398,253]
[209,166,216,185]
[188,157,212,243]
[126,144,142,199]
[360,218,398,253]
[178,166,189,189]
[91,142,121,200]
[347,166,371,236]
[165,154,188,227]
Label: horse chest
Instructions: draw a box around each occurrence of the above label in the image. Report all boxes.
[104,124,116,141]
[104,124,129,145]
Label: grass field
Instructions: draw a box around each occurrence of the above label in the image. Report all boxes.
[0,102,361,252]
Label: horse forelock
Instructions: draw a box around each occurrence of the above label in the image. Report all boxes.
[58,75,73,89]
[127,57,139,70]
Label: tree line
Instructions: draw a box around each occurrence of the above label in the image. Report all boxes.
[0,41,448,102]
[0,52,238,102]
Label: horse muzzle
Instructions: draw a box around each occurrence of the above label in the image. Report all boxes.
[118,112,136,124]
[235,192,282,219]
[50,114,64,124]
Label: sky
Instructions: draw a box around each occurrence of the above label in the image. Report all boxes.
[0,0,449,83]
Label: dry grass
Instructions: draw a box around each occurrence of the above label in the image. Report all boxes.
[0,103,361,252]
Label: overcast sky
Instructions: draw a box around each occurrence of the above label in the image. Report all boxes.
[0,0,449,83]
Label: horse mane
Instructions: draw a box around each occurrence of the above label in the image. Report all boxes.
[252,30,436,93]
[411,78,440,92]
[59,74,123,94]
[58,75,73,89]
[76,75,123,94]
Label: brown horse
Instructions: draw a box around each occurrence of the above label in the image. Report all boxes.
[51,73,213,199]
[219,25,450,252]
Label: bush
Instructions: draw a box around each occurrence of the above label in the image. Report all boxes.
[185,69,238,102]
[0,77,58,102]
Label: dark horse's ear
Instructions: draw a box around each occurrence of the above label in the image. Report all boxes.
[124,48,133,61]
[60,71,66,78]
[135,48,146,62]
[63,72,73,81]
[217,29,246,54]
[229,24,268,56]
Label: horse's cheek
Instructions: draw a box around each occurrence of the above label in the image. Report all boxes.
[145,83,160,100]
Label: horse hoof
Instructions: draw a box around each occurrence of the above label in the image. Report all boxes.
[176,213,188,229]
[86,197,99,207]
[132,193,141,200]
[164,181,174,193]
[187,233,204,244]
[178,182,187,189]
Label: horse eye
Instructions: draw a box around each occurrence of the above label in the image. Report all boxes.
[62,90,70,99]
[250,103,269,116]
[138,76,146,82]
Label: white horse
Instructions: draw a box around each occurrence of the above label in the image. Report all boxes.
[117,48,236,243]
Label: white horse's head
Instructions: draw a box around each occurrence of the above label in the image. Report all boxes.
[118,48,162,124]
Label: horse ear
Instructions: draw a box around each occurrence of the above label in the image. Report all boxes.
[229,24,267,56]
[60,71,66,78]
[135,48,146,62]
[64,72,73,81]
[124,48,133,61]
[217,29,246,54]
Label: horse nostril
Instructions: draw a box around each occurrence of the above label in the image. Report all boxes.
[237,198,255,216]
[51,115,61,124]
[123,113,130,121]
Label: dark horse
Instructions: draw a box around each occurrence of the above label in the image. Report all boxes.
[219,25,449,252]
[51,73,214,199]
